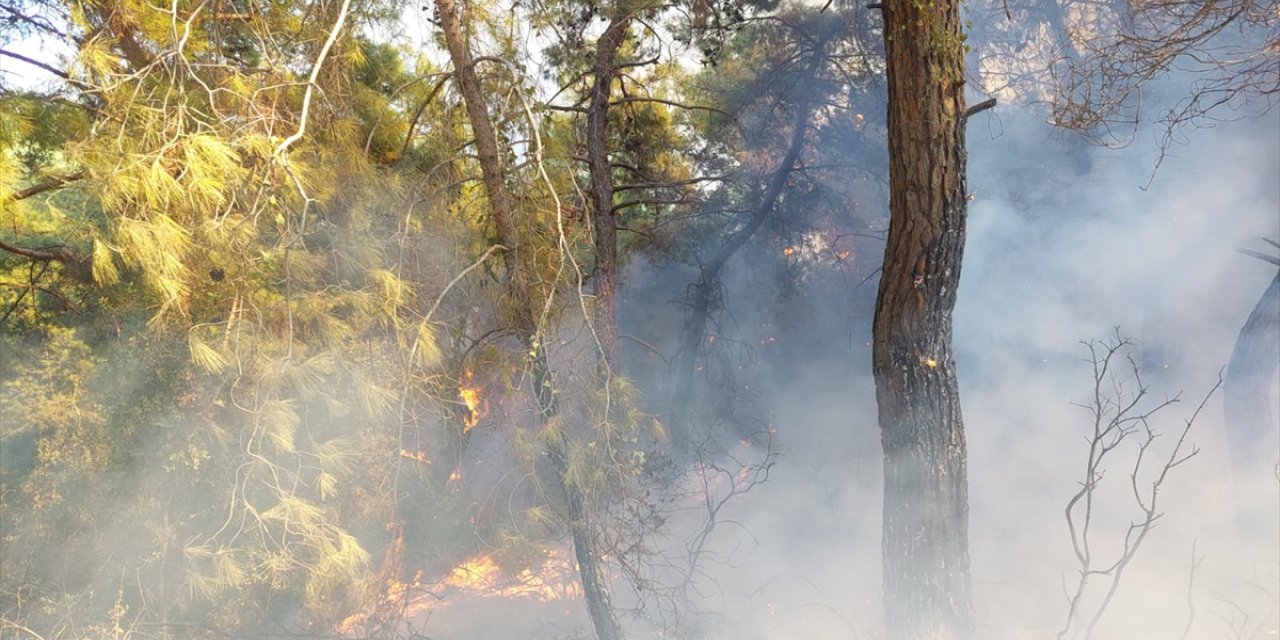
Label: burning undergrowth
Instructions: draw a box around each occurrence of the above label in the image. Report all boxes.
[339,545,585,636]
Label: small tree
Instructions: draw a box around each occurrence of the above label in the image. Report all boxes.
[1059,332,1220,640]
[1223,240,1280,478]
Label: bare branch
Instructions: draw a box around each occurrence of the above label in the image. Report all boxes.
[964,97,998,119]
[0,47,70,80]
[0,239,80,264]
[7,171,86,201]
[274,0,352,157]
[1059,334,1220,640]
[610,96,734,119]
[423,245,505,324]
[1239,248,1280,268]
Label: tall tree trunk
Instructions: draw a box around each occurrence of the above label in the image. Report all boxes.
[586,17,630,371]
[873,1,974,638]
[1224,266,1280,475]
[434,2,621,638]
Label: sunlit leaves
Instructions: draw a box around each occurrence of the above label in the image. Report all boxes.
[304,528,369,610]
[259,398,300,452]
[283,351,336,399]
[261,494,323,526]
[90,238,121,285]
[313,436,358,475]
[354,376,395,417]
[368,267,411,320]
[115,215,191,315]
[184,546,247,602]
[316,470,338,500]
[180,134,243,210]
[2,0,695,633]
[188,330,230,374]
[412,321,443,369]
[73,36,123,79]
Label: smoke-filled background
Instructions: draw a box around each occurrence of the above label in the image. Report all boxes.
[417,97,1280,640]
[1,0,1277,638]
[599,110,1279,639]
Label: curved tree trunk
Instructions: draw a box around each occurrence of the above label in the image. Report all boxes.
[667,32,834,451]
[668,95,814,452]
[1224,268,1280,476]
[434,2,621,638]
[873,0,975,638]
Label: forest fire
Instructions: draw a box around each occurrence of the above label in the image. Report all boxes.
[459,368,488,431]
[338,548,582,635]
[6,0,1276,637]
[399,449,430,464]
[442,551,582,601]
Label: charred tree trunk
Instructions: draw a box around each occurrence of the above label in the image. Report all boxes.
[873,1,975,638]
[434,2,621,638]
[586,17,630,371]
[1224,254,1280,476]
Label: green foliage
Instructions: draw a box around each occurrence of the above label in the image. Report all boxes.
[0,0,884,637]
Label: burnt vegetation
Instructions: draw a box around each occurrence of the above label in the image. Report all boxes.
[0,0,1276,639]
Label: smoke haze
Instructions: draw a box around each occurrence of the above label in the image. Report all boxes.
[3,4,1277,639]
[601,105,1280,639]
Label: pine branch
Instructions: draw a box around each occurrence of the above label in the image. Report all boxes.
[9,171,85,201]
[0,239,80,264]
[0,48,70,80]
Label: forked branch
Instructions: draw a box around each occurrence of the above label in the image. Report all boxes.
[1059,331,1221,640]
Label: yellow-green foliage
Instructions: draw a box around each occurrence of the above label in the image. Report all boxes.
[1,0,705,633]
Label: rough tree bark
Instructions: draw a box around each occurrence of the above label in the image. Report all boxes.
[873,0,975,638]
[586,17,631,370]
[1223,249,1280,476]
[434,2,622,638]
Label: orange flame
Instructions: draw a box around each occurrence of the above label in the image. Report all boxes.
[442,552,582,602]
[338,549,583,633]
[459,368,488,431]
[399,449,430,464]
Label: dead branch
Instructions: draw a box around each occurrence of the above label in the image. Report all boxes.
[0,239,81,264]
[609,96,734,120]
[1178,538,1203,640]
[1058,331,1221,640]
[1239,248,1280,268]
[8,171,86,201]
[0,48,70,81]
[964,97,998,119]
